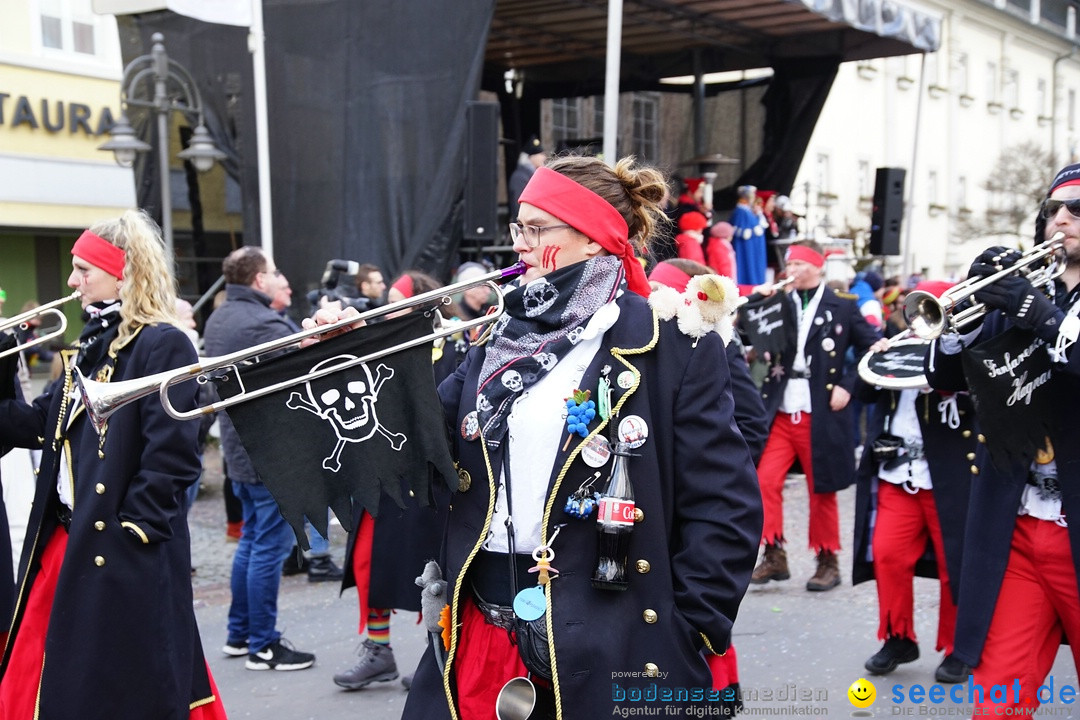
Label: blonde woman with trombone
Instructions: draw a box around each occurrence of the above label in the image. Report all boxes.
[0,210,226,719]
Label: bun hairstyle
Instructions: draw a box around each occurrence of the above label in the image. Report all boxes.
[87,209,181,353]
[546,155,668,253]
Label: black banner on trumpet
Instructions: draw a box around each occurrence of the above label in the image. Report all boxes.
[737,292,790,360]
[216,311,458,548]
[961,327,1055,470]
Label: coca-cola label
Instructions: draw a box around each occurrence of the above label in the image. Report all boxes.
[598,497,635,525]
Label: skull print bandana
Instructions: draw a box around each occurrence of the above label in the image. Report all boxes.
[476,256,623,442]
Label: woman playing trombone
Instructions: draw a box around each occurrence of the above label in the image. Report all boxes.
[0,210,225,719]
[311,155,762,718]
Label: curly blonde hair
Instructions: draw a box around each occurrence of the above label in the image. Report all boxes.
[86,210,181,354]
[546,155,668,253]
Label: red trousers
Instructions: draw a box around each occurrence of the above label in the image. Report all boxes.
[972,515,1080,717]
[872,482,956,652]
[756,412,839,551]
[454,598,529,720]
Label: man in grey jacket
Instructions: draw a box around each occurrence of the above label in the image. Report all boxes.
[203,246,317,672]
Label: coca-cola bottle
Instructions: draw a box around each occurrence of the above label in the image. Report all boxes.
[592,442,635,591]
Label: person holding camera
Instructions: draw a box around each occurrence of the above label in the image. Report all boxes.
[852,289,976,683]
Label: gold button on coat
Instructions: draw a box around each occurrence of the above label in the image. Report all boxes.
[94,556,105,567]
[643,609,658,624]
[962,430,972,438]
[94,521,105,531]
[977,434,986,443]
[644,663,659,677]
[825,384,834,390]
[635,560,651,574]
[633,508,644,523]
[966,452,975,461]
[970,465,979,475]
[95,483,105,494]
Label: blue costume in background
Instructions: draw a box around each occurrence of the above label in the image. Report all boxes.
[731,203,765,285]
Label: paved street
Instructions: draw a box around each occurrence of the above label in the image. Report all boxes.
[184,447,1076,719]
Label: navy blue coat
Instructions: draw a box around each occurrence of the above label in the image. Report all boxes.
[0,324,210,719]
[403,292,763,720]
[926,308,1080,667]
[758,287,881,493]
[727,338,769,464]
[851,387,976,595]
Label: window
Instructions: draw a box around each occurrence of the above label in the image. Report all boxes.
[630,93,659,163]
[1004,68,1019,108]
[551,98,581,146]
[957,176,968,210]
[987,62,999,103]
[815,153,831,197]
[925,52,939,86]
[927,170,940,211]
[955,53,970,96]
[857,160,872,198]
[593,99,604,137]
[38,0,100,56]
[1038,78,1048,116]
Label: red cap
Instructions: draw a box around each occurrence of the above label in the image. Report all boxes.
[685,177,704,193]
[678,211,708,232]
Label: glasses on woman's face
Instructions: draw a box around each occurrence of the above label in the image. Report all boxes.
[508,222,573,249]
[1041,198,1080,220]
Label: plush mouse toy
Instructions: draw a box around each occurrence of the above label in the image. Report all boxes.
[648,273,740,344]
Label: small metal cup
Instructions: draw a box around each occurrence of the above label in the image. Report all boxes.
[495,676,537,720]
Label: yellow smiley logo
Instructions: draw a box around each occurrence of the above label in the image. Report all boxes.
[848,677,876,708]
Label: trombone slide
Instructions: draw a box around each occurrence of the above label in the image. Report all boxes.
[77,263,527,433]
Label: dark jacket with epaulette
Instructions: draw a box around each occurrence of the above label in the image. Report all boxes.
[758,286,881,493]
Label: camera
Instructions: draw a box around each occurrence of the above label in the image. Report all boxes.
[306,259,370,311]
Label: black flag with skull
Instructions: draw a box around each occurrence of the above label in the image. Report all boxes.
[215,311,457,549]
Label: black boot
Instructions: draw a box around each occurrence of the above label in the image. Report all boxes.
[864,636,919,675]
[307,555,344,582]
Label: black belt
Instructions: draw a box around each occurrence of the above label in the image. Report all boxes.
[469,550,535,608]
[56,506,71,530]
[789,369,812,380]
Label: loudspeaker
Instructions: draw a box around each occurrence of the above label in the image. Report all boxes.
[463,101,500,242]
[869,167,906,256]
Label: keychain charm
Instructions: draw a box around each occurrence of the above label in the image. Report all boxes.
[563,471,601,518]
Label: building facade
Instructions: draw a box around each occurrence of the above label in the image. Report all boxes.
[794,0,1080,280]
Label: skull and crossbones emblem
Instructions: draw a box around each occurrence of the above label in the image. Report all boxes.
[286,355,407,472]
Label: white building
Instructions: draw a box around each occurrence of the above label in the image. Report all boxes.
[796,0,1080,281]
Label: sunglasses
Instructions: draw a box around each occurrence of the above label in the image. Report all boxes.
[1040,198,1080,219]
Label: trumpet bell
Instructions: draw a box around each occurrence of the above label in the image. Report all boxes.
[76,365,200,433]
[903,290,947,341]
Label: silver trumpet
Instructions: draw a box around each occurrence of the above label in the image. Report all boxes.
[903,234,1066,340]
[77,262,527,433]
[735,276,794,307]
[0,291,81,360]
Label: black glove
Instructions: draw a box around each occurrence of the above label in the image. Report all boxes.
[967,246,1024,280]
[974,274,1064,342]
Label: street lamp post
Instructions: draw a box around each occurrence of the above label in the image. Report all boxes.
[99,32,226,261]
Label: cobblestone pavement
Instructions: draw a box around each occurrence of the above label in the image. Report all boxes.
[190,445,1077,719]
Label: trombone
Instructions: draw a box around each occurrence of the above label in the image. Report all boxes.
[77,262,526,433]
[0,291,81,361]
[904,235,1065,340]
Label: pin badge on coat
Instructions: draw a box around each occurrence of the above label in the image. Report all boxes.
[821,338,835,352]
[461,410,480,441]
[618,415,649,449]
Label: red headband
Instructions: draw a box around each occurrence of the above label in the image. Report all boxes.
[72,230,125,279]
[648,262,692,293]
[391,274,414,299]
[785,245,824,269]
[518,167,651,297]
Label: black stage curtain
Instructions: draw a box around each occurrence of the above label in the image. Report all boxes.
[120,1,495,308]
